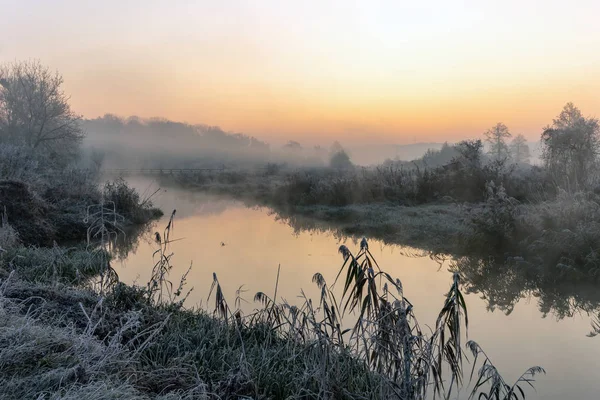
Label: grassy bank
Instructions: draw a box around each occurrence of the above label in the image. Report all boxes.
[268,202,473,254]
[0,144,162,249]
[158,168,477,254]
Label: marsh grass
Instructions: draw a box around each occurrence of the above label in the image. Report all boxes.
[199,234,543,399]
[147,210,192,307]
[467,342,545,400]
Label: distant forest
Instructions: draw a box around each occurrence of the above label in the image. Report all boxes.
[82,114,542,170]
[83,115,272,169]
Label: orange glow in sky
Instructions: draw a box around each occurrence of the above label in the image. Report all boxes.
[2,0,599,144]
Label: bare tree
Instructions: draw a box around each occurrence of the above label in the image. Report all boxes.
[484,123,511,161]
[541,103,600,189]
[509,134,531,164]
[0,60,83,160]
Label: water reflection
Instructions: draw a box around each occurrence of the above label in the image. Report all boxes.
[268,206,600,320]
[111,221,156,261]
[449,255,600,319]
[113,177,600,400]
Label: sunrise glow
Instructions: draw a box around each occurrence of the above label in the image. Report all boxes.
[3,0,599,144]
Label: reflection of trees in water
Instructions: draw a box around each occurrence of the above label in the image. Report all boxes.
[109,220,157,261]
[271,208,453,267]
[273,207,600,320]
[450,255,600,320]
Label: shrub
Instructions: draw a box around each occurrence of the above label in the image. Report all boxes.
[329,149,354,169]
[0,144,41,184]
[470,182,518,248]
[103,178,162,224]
[264,162,283,176]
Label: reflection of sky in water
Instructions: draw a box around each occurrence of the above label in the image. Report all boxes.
[117,177,600,400]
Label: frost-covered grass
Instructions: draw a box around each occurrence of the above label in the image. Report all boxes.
[271,202,474,254]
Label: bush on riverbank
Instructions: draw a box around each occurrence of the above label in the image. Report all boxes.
[458,188,600,288]
[0,144,162,247]
[103,178,163,224]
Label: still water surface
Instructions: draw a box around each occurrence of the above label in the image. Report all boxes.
[118,177,600,399]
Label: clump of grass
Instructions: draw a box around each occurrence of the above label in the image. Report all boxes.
[198,237,543,399]
[0,207,19,251]
[103,178,163,224]
[467,341,545,400]
[0,245,105,284]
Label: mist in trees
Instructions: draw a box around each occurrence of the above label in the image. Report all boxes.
[329,150,353,169]
[83,114,272,169]
[282,141,302,152]
[482,123,532,166]
[510,134,531,164]
[0,60,83,165]
[484,123,511,161]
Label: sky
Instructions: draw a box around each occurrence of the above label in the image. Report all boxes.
[1,0,599,145]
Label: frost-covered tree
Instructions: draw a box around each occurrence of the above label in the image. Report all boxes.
[484,123,511,161]
[541,103,600,189]
[509,134,531,164]
[0,60,83,161]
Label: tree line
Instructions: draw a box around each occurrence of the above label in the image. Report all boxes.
[1,60,598,192]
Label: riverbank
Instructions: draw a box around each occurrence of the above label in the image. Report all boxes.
[266,202,474,254]
[0,265,389,399]
[159,167,600,288]
[155,169,475,254]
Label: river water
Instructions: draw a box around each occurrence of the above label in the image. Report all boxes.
[116,177,600,399]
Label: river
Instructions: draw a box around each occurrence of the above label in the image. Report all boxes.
[115,177,600,399]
